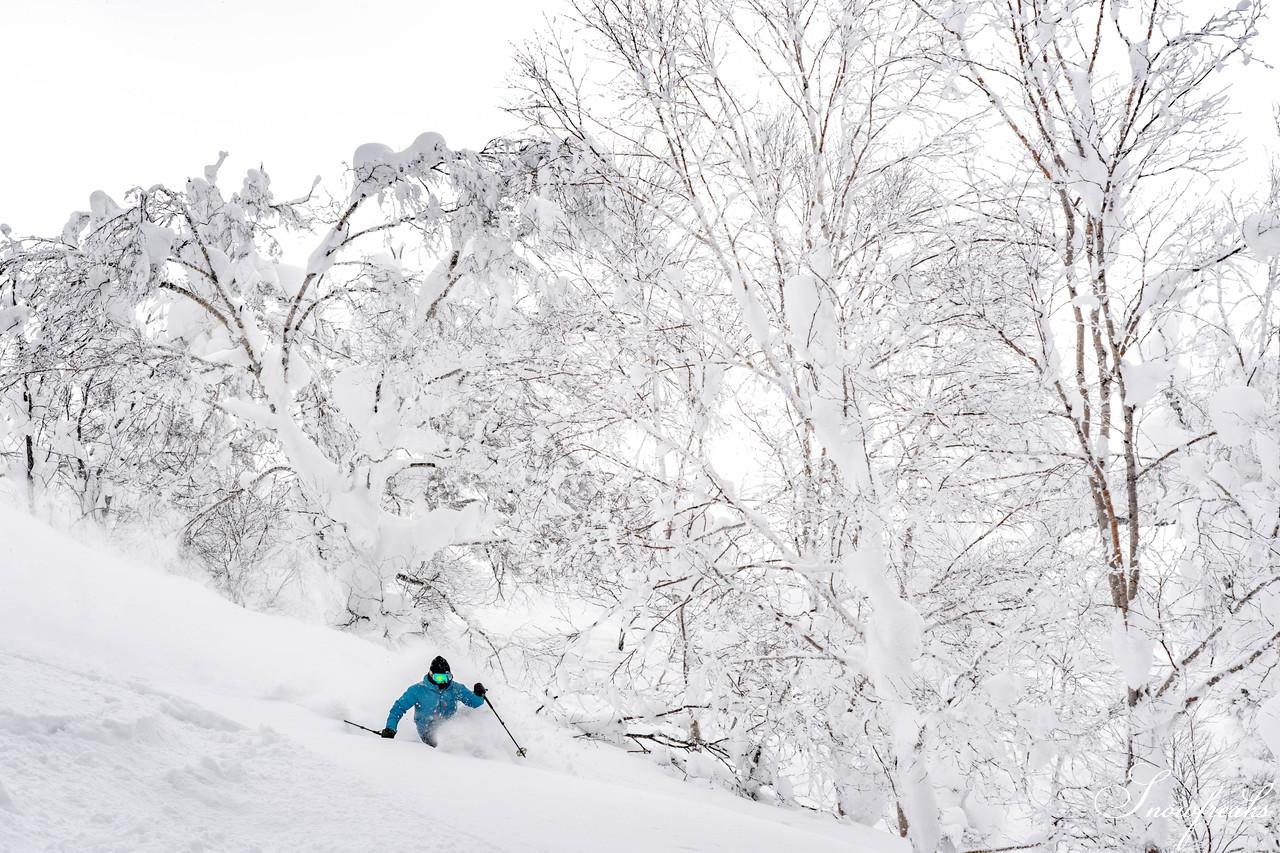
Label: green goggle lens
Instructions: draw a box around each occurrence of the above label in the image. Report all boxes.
[430,672,452,685]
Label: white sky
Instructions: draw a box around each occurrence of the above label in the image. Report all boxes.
[1,0,1277,238]
[0,0,566,236]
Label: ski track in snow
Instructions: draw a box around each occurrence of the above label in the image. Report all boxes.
[0,653,494,853]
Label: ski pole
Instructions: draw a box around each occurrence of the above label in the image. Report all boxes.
[344,719,384,736]
[484,698,528,758]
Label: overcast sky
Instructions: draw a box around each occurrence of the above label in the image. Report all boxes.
[1,0,565,236]
[1,0,1276,238]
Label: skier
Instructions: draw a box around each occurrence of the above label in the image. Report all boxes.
[379,656,486,747]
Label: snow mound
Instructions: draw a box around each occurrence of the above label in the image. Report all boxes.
[352,132,447,197]
[1207,385,1265,447]
[1243,212,1280,261]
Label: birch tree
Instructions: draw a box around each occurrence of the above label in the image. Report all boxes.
[922,0,1274,848]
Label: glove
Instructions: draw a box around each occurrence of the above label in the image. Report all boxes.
[380,728,396,738]
[473,683,487,697]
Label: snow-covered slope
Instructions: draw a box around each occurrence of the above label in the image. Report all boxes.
[0,507,905,853]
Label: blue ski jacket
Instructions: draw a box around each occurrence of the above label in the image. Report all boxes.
[386,677,485,742]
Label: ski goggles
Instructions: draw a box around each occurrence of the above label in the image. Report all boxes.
[430,672,452,685]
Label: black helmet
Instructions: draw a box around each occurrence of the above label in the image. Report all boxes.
[428,655,453,689]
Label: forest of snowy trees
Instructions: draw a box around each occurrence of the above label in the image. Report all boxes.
[3,0,1279,851]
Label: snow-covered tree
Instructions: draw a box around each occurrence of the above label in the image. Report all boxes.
[2,136,573,631]
[511,1,1037,847]
[922,0,1277,849]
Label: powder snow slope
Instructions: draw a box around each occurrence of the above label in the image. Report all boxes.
[0,507,905,853]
